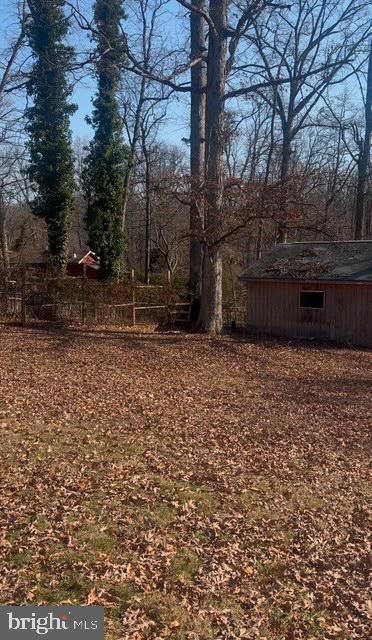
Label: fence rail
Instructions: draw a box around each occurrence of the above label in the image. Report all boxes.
[0,267,190,329]
[0,267,241,329]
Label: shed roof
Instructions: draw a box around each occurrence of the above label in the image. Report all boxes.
[242,241,372,282]
[68,251,100,267]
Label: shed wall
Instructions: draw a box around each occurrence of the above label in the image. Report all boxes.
[66,264,101,279]
[245,281,372,347]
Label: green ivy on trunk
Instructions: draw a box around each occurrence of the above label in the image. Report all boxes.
[26,0,76,274]
[83,0,128,280]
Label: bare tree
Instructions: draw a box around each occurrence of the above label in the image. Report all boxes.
[120,0,173,234]
[195,0,227,333]
[249,0,371,242]
[139,104,168,283]
[0,1,30,275]
[355,39,372,239]
[126,143,188,276]
[189,0,207,297]
[0,2,29,98]
[178,0,290,332]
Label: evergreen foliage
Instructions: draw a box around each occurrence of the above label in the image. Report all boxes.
[26,0,76,273]
[83,0,127,280]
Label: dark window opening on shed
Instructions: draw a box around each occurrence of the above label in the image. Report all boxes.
[300,290,325,309]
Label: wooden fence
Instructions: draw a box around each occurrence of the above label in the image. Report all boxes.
[0,267,191,329]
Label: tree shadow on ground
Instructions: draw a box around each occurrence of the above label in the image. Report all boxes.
[6,322,207,355]
[3,321,372,365]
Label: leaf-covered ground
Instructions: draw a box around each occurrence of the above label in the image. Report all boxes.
[0,325,370,639]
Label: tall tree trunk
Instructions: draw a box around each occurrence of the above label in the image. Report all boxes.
[0,191,10,278]
[256,221,263,260]
[197,0,227,334]
[276,122,291,243]
[122,156,134,235]
[355,39,372,240]
[199,243,223,331]
[122,77,147,234]
[257,91,277,258]
[143,145,151,285]
[189,0,207,298]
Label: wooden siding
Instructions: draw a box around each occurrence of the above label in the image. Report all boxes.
[66,263,101,279]
[245,281,372,347]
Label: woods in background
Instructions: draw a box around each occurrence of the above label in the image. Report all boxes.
[0,0,372,332]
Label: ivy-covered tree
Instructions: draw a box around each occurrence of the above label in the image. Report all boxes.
[26,0,76,273]
[83,0,127,280]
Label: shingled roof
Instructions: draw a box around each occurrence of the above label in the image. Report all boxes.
[242,241,372,282]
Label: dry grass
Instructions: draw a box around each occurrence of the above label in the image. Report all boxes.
[0,325,371,639]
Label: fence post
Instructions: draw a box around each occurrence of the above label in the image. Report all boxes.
[3,275,8,316]
[21,266,27,327]
[131,269,135,284]
[132,284,136,327]
[167,287,172,328]
[81,265,87,325]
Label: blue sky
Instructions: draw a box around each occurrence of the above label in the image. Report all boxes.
[2,0,364,151]
[1,0,190,147]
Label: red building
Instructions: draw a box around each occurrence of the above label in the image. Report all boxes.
[67,251,101,279]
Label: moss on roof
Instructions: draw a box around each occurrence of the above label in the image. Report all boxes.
[242,241,372,282]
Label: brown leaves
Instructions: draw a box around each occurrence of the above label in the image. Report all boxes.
[0,325,371,638]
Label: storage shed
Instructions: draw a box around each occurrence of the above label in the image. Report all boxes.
[241,241,372,347]
[67,251,101,279]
